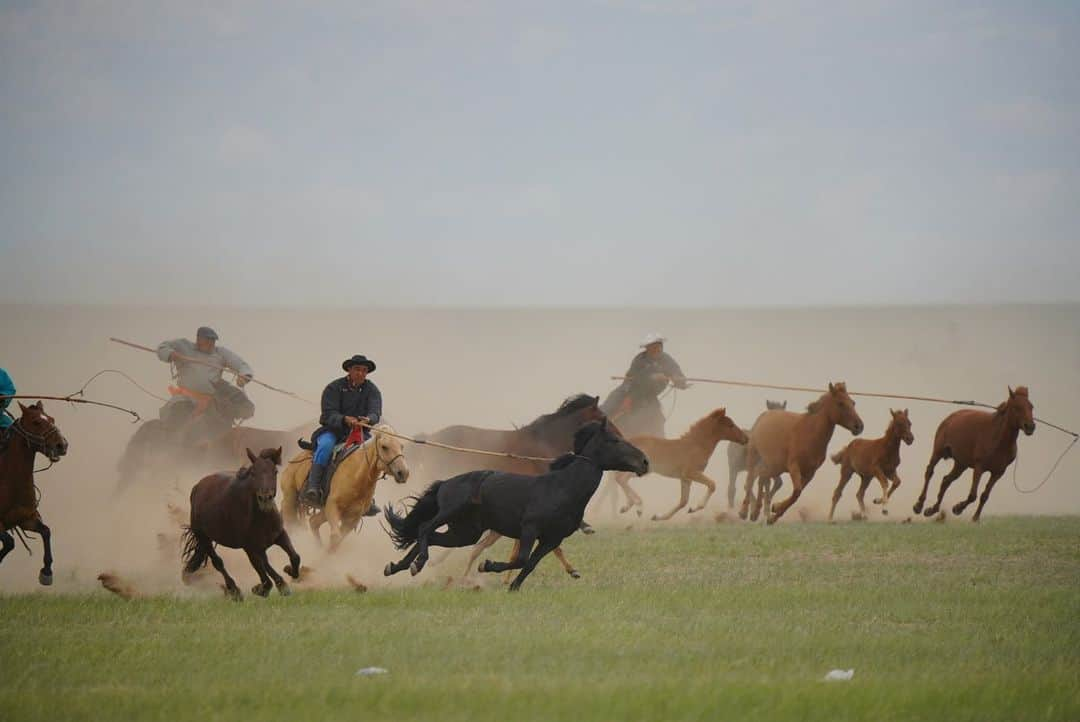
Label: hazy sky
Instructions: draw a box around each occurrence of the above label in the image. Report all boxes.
[1,1,1077,307]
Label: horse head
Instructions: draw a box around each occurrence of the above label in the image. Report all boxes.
[823,382,863,435]
[574,418,649,476]
[16,402,69,462]
[1003,386,1035,436]
[890,408,914,445]
[372,426,410,484]
[694,408,748,445]
[244,446,282,512]
[765,399,787,410]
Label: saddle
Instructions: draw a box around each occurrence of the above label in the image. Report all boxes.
[297,433,367,503]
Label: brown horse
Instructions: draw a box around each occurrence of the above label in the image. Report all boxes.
[726,400,786,509]
[914,386,1035,521]
[612,409,748,520]
[200,420,315,469]
[0,402,69,585]
[740,382,864,524]
[181,447,301,600]
[278,424,409,551]
[828,409,913,521]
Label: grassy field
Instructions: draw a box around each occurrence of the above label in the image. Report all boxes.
[2,516,1079,722]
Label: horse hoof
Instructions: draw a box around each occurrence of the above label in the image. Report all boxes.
[409,560,422,576]
[284,564,300,580]
[569,570,581,579]
[39,571,53,586]
[650,515,661,521]
[252,584,270,598]
[478,560,491,574]
[952,504,965,516]
[226,588,243,602]
[873,498,883,505]
[881,508,889,516]
[383,562,394,577]
[913,502,924,514]
[277,584,291,597]
[580,523,596,535]
[737,509,748,521]
[687,507,698,514]
[923,507,938,518]
[766,514,778,525]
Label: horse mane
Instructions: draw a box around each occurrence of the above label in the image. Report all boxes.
[549,453,577,471]
[681,413,721,443]
[996,386,1030,414]
[807,383,846,413]
[521,394,597,433]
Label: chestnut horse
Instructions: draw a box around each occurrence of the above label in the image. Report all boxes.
[914,386,1035,521]
[612,408,748,520]
[726,400,786,509]
[279,424,410,551]
[828,408,913,521]
[740,382,864,524]
[0,402,69,585]
[181,447,301,600]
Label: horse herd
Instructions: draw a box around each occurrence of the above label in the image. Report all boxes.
[0,382,1036,594]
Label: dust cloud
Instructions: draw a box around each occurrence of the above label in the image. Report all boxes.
[1,303,1077,594]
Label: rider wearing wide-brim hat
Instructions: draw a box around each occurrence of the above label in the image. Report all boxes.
[600,333,688,438]
[300,354,383,509]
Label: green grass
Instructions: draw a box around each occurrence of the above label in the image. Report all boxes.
[2,517,1079,722]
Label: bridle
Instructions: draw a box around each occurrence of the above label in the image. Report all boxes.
[11,413,63,457]
[367,434,405,480]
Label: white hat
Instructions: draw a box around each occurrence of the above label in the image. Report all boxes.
[639,332,666,347]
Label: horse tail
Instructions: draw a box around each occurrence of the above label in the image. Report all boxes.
[180,525,209,576]
[384,481,442,550]
[830,446,848,465]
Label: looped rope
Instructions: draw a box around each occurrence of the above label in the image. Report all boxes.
[1013,434,1079,494]
[72,369,168,403]
[0,394,140,422]
[355,421,556,463]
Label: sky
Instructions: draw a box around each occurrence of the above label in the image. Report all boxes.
[1,0,1078,307]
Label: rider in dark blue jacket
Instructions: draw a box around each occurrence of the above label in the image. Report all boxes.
[300,355,382,508]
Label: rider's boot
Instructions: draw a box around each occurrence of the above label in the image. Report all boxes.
[365,499,381,517]
[300,463,328,508]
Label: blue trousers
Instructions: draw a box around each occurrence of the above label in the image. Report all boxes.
[313,431,337,467]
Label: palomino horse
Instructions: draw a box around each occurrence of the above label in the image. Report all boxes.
[740,382,864,524]
[417,394,605,581]
[384,420,649,591]
[828,409,913,521]
[181,447,301,600]
[611,409,748,520]
[279,425,409,551]
[726,400,786,509]
[914,386,1035,521]
[0,402,69,585]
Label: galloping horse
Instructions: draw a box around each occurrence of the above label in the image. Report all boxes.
[181,447,301,600]
[828,409,913,521]
[740,382,864,524]
[914,386,1034,521]
[726,400,786,509]
[279,425,409,551]
[417,394,605,580]
[0,402,69,585]
[384,420,649,591]
[611,408,748,520]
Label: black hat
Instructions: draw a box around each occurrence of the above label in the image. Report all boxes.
[342,355,376,373]
[196,326,219,341]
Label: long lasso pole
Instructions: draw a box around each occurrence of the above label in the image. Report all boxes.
[109,337,317,405]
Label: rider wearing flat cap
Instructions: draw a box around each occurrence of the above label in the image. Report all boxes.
[300,354,383,508]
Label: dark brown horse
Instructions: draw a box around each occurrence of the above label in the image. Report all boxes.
[828,408,913,521]
[181,447,301,600]
[914,386,1035,521]
[740,382,864,524]
[0,402,69,585]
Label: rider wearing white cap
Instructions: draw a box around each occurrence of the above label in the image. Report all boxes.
[600,333,688,437]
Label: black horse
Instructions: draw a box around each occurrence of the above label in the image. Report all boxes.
[383,419,649,591]
[180,447,301,600]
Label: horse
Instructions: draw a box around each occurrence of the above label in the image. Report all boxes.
[278,424,409,551]
[0,402,69,585]
[181,447,301,600]
[726,400,786,509]
[610,408,748,520]
[914,386,1034,521]
[383,419,649,591]
[740,382,864,524]
[416,394,605,579]
[828,408,913,521]
[199,420,315,470]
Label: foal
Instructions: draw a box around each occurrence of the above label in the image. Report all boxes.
[181,447,301,600]
[828,409,913,521]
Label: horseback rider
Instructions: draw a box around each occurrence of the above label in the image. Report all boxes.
[300,354,383,509]
[0,367,15,430]
[156,327,255,443]
[601,333,688,437]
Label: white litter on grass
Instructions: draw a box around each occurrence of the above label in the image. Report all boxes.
[824,669,855,681]
[356,667,389,677]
